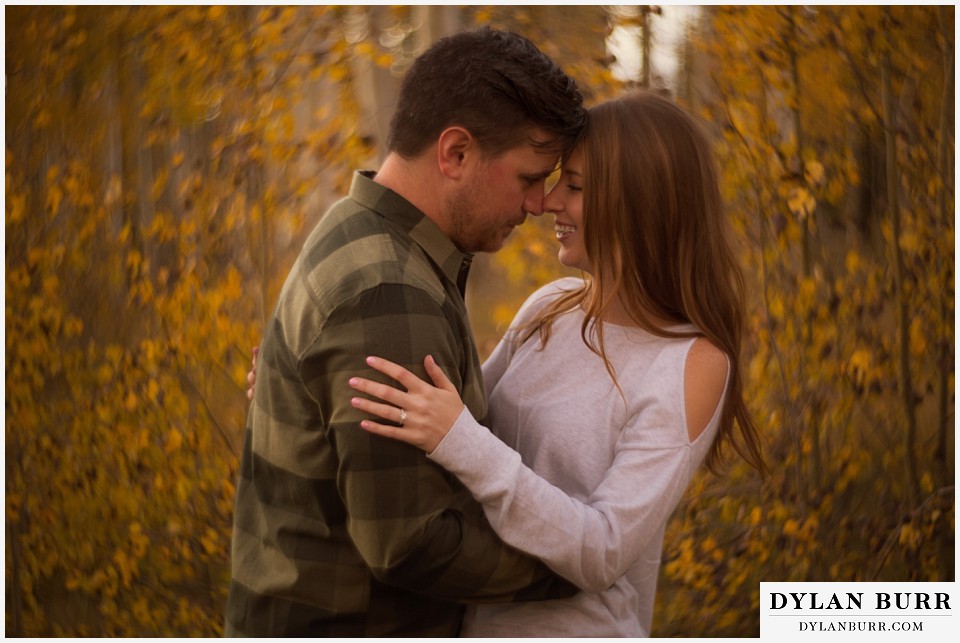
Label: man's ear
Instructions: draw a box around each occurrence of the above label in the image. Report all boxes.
[437,127,475,180]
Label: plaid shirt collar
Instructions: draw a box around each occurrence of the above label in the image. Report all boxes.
[351,171,473,295]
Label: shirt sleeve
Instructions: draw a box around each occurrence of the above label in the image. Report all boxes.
[302,281,577,602]
[427,404,695,593]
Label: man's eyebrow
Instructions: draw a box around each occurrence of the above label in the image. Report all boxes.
[524,167,557,181]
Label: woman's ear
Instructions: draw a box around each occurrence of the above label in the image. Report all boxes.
[437,126,474,180]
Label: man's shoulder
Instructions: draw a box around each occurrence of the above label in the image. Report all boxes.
[296,203,447,311]
[273,206,450,359]
[304,198,393,268]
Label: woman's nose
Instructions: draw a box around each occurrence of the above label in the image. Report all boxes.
[542,189,562,214]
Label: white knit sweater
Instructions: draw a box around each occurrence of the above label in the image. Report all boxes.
[428,278,725,637]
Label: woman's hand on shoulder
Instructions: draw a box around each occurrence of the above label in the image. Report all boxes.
[349,355,465,453]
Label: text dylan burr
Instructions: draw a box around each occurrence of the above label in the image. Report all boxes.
[770,592,951,611]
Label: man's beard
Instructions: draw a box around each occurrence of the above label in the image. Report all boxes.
[444,183,508,254]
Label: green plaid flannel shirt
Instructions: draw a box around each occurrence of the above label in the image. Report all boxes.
[225,172,575,637]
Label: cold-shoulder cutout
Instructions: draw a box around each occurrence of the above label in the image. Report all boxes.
[684,337,729,442]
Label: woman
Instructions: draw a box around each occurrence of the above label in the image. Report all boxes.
[254,91,765,636]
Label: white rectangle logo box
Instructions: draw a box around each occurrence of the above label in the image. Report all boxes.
[761,582,956,640]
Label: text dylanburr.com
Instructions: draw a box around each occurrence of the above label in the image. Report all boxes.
[761,582,955,639]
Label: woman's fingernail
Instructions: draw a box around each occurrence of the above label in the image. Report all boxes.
[349,378,358,387]
[366,356,376,365]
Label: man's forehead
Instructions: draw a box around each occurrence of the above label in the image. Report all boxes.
[516,134,562,168]
[527,128,566,154]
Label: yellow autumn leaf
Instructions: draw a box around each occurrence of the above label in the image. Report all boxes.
[849,348,871,372]
[783,518,799,537]
[34,108,52,128]
[804,159,825,186]
[165,428,184,454]
[47,184,63,216]
[113,549,134,587]
[797,277,816,309]
[8,193,26,223]
[328,64,348,82]
[899,523,920,550]
[147,378,160,404]
[787,186,816,220]
[899,230,920,254]
[354,41,375,58]
[909,318,927,356]
[200,527,220,555]
[701,536,718,553]
[845,250,861,273]
[133,597,153,625]
[768,294,785,321]
[137,428,150,451]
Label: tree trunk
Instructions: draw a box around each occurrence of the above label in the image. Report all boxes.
[640,7,651,87]
[881,51,920,501]
[117,13,146,288]
[786,8,822,496]
[238,5,271,327]
[350,6,401,166]
[413,4,461,53]
[7,514,24,635]
[934,6,955,490]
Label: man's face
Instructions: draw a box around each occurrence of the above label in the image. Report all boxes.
[444,131,560,253]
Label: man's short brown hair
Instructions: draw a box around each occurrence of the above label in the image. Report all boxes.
[387,27,585,159]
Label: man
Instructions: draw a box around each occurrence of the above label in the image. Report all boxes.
[225,28,586,636]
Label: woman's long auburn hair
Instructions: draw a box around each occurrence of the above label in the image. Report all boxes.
[520,91,765,475]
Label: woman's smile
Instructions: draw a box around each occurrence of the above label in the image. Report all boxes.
[555,223,577,240]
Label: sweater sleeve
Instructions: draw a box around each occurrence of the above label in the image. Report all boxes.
[427,405,696,593]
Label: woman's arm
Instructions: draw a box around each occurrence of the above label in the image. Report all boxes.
[425,406,694,592]
[348,354,719,593]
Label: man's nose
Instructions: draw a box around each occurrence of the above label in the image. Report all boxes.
[523,189,546,217]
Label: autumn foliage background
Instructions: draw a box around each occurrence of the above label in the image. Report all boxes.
[4,5,954,637]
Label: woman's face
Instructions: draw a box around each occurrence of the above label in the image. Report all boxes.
[543,147,590,272]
